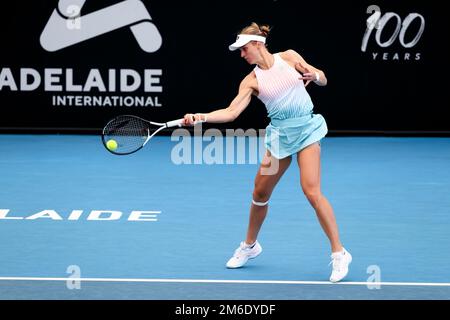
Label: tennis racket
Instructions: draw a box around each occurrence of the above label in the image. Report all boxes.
[101,115,188,155]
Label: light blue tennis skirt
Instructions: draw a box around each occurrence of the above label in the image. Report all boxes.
[264,113,328,159]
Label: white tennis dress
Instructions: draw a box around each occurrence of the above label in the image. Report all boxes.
[254,53,328,158]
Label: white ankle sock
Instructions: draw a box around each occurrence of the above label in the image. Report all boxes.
[244,241,256,248]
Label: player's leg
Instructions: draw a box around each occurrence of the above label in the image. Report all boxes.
[226,150,292,268]
[297,142,342,251]
[245,150,292,244]
[297,142,351,282]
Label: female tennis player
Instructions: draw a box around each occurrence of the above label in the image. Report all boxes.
[183,22,351,282]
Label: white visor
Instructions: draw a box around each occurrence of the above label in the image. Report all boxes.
[228,34,266,51]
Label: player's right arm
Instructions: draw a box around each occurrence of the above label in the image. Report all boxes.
[184,72,257,125]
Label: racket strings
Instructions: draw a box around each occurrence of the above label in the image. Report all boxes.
[103,116,150,153]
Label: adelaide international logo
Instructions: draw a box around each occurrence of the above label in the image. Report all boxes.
[40,0,162,53]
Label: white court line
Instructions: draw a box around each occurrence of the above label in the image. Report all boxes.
[0,277,450,287]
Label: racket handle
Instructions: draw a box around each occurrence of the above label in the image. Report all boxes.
[166,119,185,128]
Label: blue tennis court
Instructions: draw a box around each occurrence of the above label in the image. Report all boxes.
[1,134,449,299]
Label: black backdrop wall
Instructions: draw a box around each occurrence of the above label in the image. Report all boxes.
[1,0,448,133]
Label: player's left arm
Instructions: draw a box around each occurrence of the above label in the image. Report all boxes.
[282,49,327,86]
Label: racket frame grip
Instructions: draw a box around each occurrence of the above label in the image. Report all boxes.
[166,118,185,128]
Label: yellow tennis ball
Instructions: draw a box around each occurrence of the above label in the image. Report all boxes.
[106,139,118,151]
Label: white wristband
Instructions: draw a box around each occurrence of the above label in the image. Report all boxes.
[314,71,320,82]
[195,113,207,123]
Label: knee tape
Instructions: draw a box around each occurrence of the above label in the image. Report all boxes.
[252,199,269,206]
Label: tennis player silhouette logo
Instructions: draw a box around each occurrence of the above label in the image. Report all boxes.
[40,0,162,52]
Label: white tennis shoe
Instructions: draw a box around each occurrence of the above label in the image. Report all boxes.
[226,241,262,268]
[329,248,352,282]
